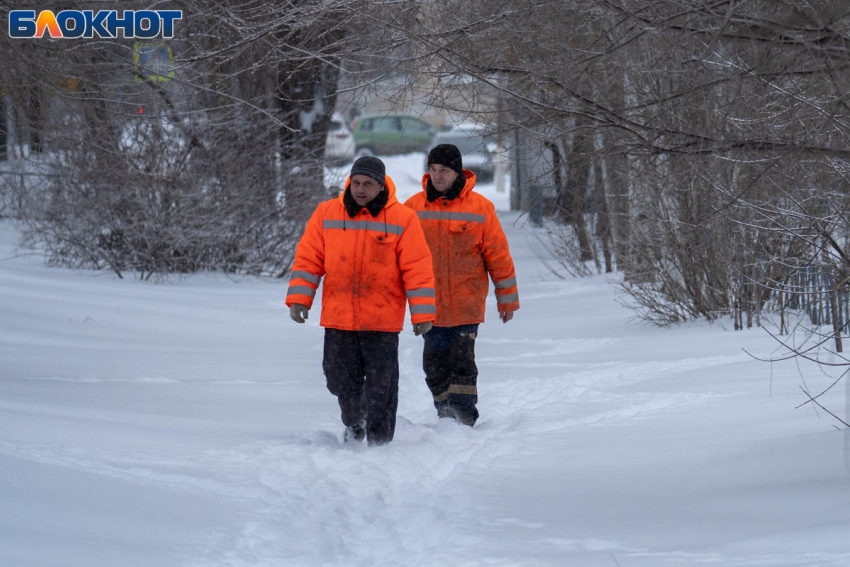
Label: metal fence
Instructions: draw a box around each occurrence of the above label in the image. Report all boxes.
[782,268,850,330]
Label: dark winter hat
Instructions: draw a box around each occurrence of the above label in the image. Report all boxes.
[427,144,463,176]
[350,156,386,185]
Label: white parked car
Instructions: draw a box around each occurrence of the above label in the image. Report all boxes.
[324,114,355,165]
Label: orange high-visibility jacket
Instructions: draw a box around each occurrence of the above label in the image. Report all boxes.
[286,175,436,332]
[404,170,519,327]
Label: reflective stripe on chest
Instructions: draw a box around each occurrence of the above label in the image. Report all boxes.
[416,211,484,223]
[323,220,405,235]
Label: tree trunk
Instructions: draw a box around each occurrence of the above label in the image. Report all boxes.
[0,94,7,162]
[830,286,843,353]
[593,153,613,272]
[26,85,44,153]
[562,122,593,261]
[277,55,340,209]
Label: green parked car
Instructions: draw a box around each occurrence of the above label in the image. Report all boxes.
[350,114,436,157]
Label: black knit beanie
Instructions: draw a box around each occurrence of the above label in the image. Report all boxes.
[427,144,463,176]
[350,156,386,185]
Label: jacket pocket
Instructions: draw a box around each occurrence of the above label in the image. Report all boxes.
[449,221,483,257]
[368,231,399,265]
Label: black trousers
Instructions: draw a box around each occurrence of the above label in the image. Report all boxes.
[422,324,480,425]
[323,328,400,445]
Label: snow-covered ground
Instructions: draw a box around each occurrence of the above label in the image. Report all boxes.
[2,153,849,566]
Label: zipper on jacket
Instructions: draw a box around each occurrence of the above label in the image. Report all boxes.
[352,208,370,330]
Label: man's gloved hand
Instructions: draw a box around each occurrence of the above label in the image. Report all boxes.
[290,303,309,323]
[413,321,433,336]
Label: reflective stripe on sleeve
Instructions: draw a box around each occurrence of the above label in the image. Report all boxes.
[496,293,519,304]
[290,270,320,285]
[416,211,485,223]
[287,285,317,298]
[406,288,436,298]
[493,276,517,289]
[410,304,437,314]
[323,220,405,235]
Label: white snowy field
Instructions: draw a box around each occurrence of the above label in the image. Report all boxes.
[2,154,849,567]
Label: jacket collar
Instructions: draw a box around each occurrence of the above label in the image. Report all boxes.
[340,175,398,218]
[422,169,476,202]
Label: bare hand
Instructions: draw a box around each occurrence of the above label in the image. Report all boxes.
[500,311,514,324]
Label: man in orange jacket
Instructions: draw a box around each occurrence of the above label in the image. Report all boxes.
[404,144,519,426]
[287,156,436,445]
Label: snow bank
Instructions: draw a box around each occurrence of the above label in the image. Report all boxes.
[1,209,848,566]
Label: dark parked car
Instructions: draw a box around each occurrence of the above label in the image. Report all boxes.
[425,125,496,182]
[350,114,436,157]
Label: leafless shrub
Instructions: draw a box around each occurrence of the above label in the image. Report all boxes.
[0,0,368,277]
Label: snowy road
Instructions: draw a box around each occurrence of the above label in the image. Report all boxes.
[2,162,849,566]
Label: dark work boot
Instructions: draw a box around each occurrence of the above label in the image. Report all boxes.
[343,418,366,443]
[451,403,479,427]
[435,400,453,419]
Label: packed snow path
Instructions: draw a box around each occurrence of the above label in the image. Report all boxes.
[2,161,849,566]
